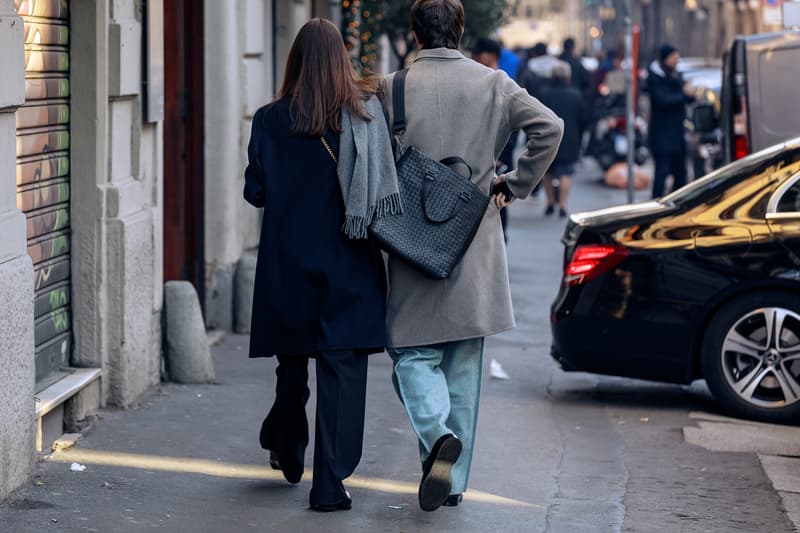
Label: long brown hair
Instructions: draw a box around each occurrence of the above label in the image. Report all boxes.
[277,18,378,136]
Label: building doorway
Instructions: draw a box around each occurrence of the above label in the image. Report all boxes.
[163,0,205,303]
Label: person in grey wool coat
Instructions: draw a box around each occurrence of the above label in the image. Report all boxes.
[380,0,563,513]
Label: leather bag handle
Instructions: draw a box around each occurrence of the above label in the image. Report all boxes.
[421,170,473,223]
[439,156,473,180]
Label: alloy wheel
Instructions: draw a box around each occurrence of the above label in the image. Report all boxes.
[721,307,800,409]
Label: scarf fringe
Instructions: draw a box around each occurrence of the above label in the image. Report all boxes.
[342,215,369,240]
[374,192,403,219]
[342,193,403,239]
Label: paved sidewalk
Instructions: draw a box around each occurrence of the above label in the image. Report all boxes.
[0,335,546,533]
[683,411,800,530]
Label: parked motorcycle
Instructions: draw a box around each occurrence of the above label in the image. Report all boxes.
[587,110,650,172]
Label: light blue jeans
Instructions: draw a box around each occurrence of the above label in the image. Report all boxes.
[388,338,485,495]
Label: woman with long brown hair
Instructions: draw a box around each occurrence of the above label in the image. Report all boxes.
[243,18,399,512]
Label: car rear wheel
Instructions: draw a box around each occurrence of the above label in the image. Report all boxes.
[702,292,800,424]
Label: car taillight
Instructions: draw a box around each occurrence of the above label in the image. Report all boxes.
[564,244,629,286]
[733,76,749,160]
[734,133,749,160]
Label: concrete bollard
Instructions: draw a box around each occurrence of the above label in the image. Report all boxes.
[234,255,257,334]
[164,281,215,383]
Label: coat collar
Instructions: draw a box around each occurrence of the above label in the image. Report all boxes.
[414,48,465,62]
[649,60,666,78]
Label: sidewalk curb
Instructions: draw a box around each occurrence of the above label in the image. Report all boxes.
[760,455,800,531]
[683,412,800,530]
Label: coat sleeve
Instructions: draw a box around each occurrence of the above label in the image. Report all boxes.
[648,75,691,109]
[502,74,564,199]
[243,108,266,208]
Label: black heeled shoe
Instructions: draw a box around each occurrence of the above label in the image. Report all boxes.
[268,449,303,484]
[310,491,352,512]
[269,450,281,470]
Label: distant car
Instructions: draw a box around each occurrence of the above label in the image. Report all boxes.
[551,139,800,424]
[677,57,722,74]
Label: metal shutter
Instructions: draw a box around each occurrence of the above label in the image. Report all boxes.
[15,0,71,391]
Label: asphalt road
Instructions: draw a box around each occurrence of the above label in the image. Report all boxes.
[0,161,795,532]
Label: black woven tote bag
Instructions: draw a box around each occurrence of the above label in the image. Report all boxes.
[368,70,490,280]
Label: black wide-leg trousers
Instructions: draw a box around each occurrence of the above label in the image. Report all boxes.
[259,351,368,506]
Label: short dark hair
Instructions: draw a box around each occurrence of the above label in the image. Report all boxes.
[532,42,548,57]
[563,37,576,53]
[472,38,501,58]
[411,0,465,50]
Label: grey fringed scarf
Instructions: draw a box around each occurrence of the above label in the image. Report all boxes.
[337,95,402,239]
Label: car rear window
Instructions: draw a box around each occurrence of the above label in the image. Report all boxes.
[759,47,800,139]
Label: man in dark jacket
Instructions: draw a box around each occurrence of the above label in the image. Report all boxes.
[540,61,589,217]
[559,37,590,98]
[648,44,694,197]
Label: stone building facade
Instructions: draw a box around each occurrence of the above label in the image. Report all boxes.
[0,0,330,502]
[591,0,776,61]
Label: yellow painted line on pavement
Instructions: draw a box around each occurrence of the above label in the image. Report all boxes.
[47,448,539,508]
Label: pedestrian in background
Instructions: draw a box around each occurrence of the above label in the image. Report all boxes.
[516,41,556,200]
[647,43,694,197]
[559,37,591,98]
[540,61,589,218]
[518,42,555,99]
[381,0,563,512]
[497,40,520,80]
[595,49,620,91]
[243,18,399,512]
[471,37,502,71]
[472,37,513,240]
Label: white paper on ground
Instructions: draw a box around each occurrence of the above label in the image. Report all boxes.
[490,358,510,380]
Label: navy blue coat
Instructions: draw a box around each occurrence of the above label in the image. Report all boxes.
[539,83,589,165]
[243,100,387,357]
[647,64,692,156]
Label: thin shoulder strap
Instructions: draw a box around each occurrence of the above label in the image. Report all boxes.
[392,69,409,137]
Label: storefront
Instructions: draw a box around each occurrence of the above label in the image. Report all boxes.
[15,0,72,393]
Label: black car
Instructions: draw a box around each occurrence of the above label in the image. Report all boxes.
[551,139,800,424]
